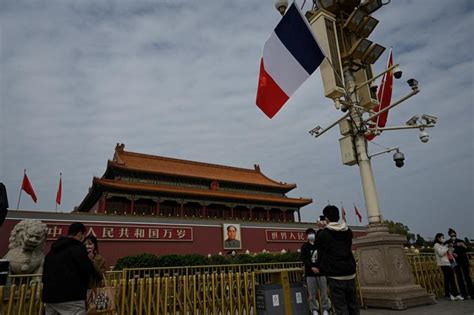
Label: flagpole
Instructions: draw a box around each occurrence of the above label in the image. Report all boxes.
[16,187,22,210]
[17,169,25,210]
[340,201,345,223]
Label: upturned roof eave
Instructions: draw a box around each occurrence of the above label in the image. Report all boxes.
[93,177,312,208]
[106,160,297,192]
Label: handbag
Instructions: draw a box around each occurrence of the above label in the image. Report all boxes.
[447,251,457,269]
[86,286,116,314]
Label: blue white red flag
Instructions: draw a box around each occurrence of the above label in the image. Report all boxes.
[256,2,325,118]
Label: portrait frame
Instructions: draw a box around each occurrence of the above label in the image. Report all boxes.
[222,223,242,250]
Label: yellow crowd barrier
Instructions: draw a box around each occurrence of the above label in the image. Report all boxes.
[407,252,474,297]
[1,253,473,314]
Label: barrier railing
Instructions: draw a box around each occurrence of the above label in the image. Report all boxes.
[407,252,474,297]
[2,253,473,314]
[118,261,303,280]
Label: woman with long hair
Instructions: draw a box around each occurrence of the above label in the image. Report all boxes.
[433,233,463,301]
[83,235,106,288]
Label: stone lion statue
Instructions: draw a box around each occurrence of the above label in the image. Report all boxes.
[3,219,48,275]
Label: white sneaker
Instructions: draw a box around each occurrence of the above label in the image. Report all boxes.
[312,311,319,315]
[449,294,456,301]
[455,295,464,301]
[322,310,330,315]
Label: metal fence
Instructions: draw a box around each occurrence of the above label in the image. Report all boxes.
[1,253,473,315]
[407,252,474,298]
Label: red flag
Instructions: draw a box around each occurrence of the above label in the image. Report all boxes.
[367,49,394,141]
[342,206,347,222]
[354,205,362,223]
[56,174,62,205]
[21,172,37,203]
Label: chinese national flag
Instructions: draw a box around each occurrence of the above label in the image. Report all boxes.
[56,174,62,205]
[354,205,362,223]
[21,173,37,203]
[367,49,394,141]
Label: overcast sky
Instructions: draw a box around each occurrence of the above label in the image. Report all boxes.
[1,0,473,239]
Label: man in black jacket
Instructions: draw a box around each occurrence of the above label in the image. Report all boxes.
[42,222,100,314]
[316,205,359,315]
[301,228,330,315]
[448,228,473,298]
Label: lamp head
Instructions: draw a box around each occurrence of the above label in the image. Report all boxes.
[275,0,288,15]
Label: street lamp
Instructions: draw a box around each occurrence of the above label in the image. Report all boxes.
[275,0,288,16]
[273,0,437,307]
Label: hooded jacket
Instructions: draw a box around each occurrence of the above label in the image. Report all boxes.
[42,236,99,303]
[316,222,356,278]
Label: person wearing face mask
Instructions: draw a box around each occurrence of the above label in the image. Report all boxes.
[433,233,464,301]
[301,228,331,315]
[448,228,473,299]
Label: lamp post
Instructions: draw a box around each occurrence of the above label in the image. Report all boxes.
[274,0,437,309]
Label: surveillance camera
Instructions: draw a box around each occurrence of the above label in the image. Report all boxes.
[275,0,288,15]
[407,78,418,90]
[419,129,429,143]
[406,115,419,126]
[421,114,438,125]
[370,82,378,94]
[309,126,322,136]
[393,65,402,79]
[393,151,405,168]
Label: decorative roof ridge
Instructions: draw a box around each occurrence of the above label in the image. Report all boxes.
[113,144,295,188]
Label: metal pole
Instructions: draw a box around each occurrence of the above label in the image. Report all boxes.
[344,69,382,224]
[17,170,25,210]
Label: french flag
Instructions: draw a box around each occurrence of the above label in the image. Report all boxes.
[256,2,325,119]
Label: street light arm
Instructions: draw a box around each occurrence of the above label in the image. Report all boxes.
[308,113,350,138]
[354,63,400,92]
[363,88,419,125]
[367,124,435,133]
[368,147,399,158]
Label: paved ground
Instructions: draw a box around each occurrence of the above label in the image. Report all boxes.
[361,298,474,315]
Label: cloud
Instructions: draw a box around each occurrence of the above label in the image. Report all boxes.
[1,0,472,238]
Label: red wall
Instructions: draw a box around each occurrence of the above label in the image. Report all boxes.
[0,218,366,268]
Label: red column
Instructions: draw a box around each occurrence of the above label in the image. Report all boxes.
[130,197,135,215]
[155,200,160,216]
[283,210,287,222]
[230,207,234,219]
[266,209,270,221]
[180,202,184,217]
[98,195,105,214]
[249,208,253,220]
[202,204,206,218]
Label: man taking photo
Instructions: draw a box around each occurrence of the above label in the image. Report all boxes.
[316,205,359,315]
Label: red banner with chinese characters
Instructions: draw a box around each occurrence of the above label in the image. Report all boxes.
[46,222,193,242]
[265,229,306,242]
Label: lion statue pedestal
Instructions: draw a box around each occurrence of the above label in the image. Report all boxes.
[3,219,48,275]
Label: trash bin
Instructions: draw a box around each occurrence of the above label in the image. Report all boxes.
[290,281,309,314]
[0,259,9,286]
[255,283,285,315]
